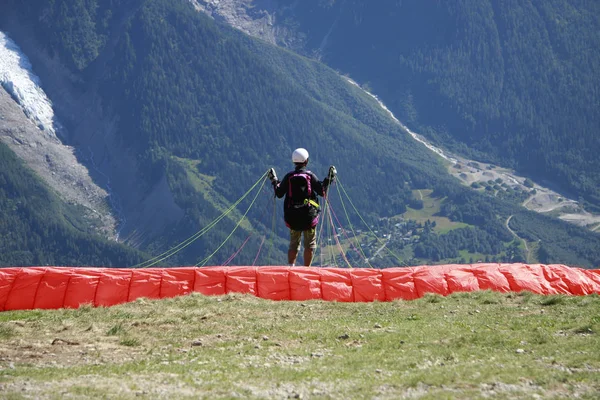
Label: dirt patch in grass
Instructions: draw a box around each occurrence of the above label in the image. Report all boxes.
[0,319,147,370]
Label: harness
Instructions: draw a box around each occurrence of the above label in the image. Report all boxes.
[287,171,319,209]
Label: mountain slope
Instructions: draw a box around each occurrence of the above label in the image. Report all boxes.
[2,0,444,265]
[1,0,599,267]
[267,0,600,211]
[0,141,144,266]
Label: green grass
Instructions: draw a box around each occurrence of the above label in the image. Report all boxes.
[458,250,490,263]
[0,292,599,399]
[0,324,16,339]
[173,156,253,232]
[404,190,469,233]
[527,240,541,264]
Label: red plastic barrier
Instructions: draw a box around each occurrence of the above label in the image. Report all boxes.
[257,267,290,301]
[289,268,322,300]
[352,269,385,302]
[194,267,226,296]
[5,268,46,311]
[321,268,354,302]
[33,268,70,310]
[381,267,417,300]
[0,264,599,311]
[471,264,511,292]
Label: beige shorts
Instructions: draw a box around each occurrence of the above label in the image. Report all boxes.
[289,228,317,251]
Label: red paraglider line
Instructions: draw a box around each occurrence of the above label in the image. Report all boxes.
[328,204,368,264]
[252,237,266,266]
[223,235,253,266]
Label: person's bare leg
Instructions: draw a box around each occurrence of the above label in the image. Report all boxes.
[303,248,314,266]
[288,229,302,266]
[288,250,298,266]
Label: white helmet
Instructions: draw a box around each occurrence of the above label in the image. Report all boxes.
[292,148,309,163]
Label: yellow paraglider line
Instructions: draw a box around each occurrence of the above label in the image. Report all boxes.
[131,171,268,268]
[196,176,268,267]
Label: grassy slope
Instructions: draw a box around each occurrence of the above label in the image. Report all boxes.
[0,292,598,399]
[403,190,469,234]
[399,190,515,265]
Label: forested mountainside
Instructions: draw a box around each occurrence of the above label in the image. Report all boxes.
[0,142,144,266]
[271,0,600,212]
[1,0,599,267]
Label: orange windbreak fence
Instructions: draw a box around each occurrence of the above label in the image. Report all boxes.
[1,264,599,311]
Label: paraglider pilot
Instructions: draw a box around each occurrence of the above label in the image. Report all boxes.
[268,148,336,266]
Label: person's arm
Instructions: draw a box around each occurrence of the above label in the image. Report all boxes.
[317,166,336,196]
[311,172,326,197]
[274,173,288,198]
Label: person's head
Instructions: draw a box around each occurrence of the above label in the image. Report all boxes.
[292,148,309,167]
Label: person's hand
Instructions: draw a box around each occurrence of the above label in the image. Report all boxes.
[267,168,278,184]
[328,165,337,179]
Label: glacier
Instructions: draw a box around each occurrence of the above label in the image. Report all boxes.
[0,30,121,240]
[0,31,60,137]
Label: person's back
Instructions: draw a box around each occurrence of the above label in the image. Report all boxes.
[279,165,323,231]
[269,148,336,266]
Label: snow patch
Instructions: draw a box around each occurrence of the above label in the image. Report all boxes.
[0,31,61,137]
[345,77,458,164]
